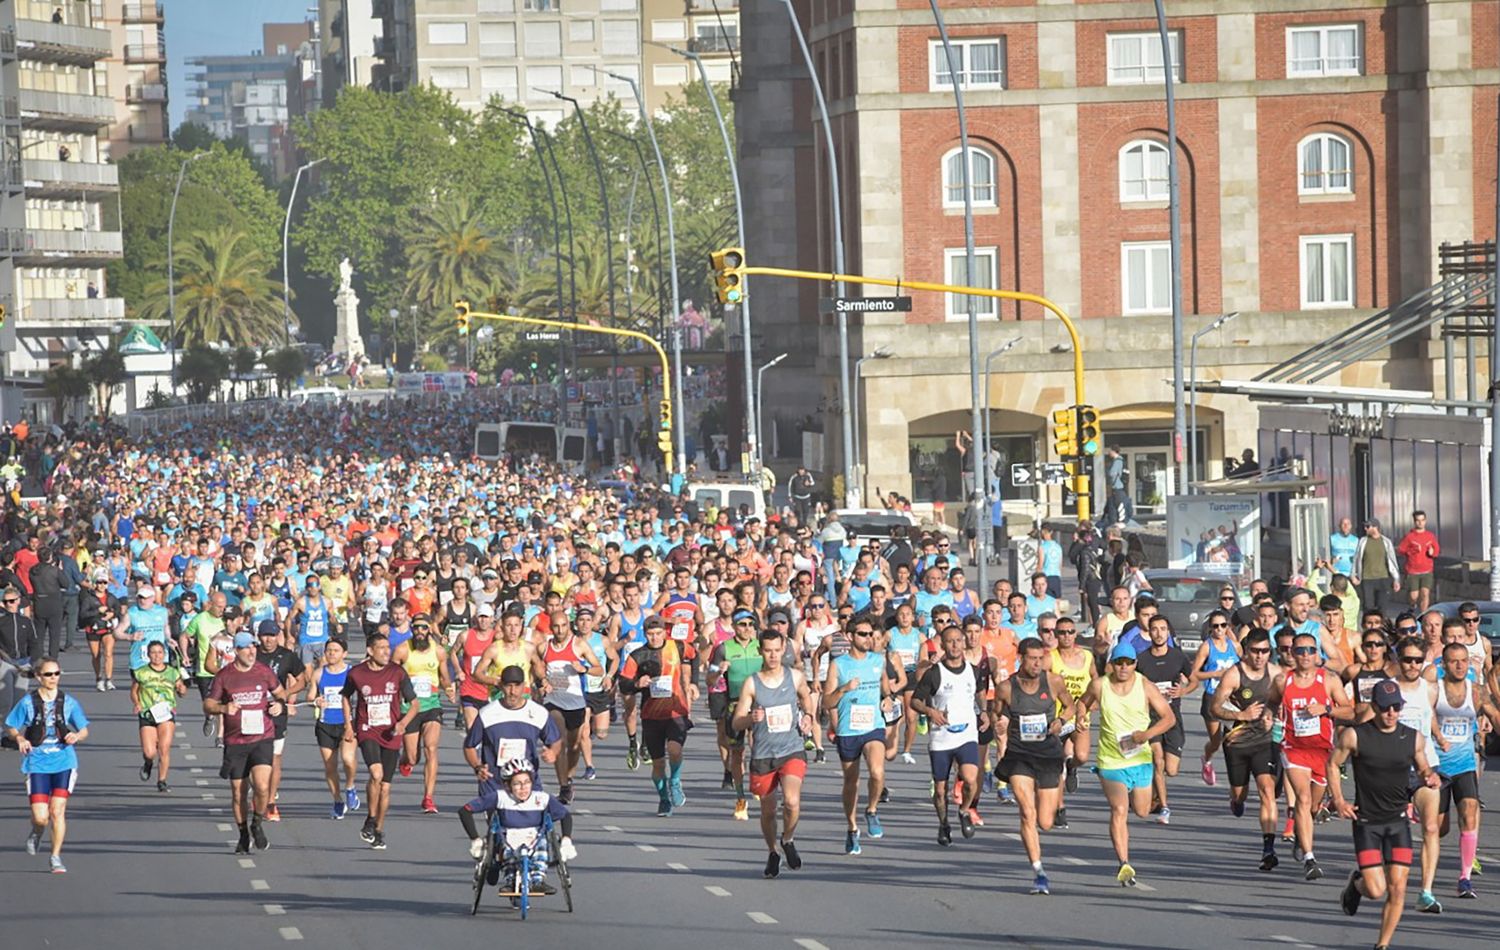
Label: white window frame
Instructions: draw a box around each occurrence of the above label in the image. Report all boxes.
[428,66,470,91]
[1121,241,1173,315]
[1107,31,1182,85]
[940,146,997,209]
[427,22,469,46]
[651,19,686,43]
[1297,132,1353,195]
[944,246,998,320]
[1118,139,1170,203]
[1286,24,1362,78]
[929,38,1005,91]
[1300,234,1355,309]
[569,20,595,44]
[653,63,689,86]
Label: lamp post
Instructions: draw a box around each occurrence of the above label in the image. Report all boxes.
[282,157,326,348]
[1153,0,1188,500]
[1189,311,1238,493]
[410,304,419,370]
[982,336,1022,529]
[756,351,788,462]
[599,126,668,337]
[777,0,852,507]
[167,151,208,393]
[851,347,893,480]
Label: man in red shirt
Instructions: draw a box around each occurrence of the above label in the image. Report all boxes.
[1396,511,1441,613]
[204,631,286,854]
[619,617,698,817]
[13,534,41,594]
[340,632,417,851]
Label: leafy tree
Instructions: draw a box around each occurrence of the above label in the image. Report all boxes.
[81,348,127,419]
[231,345,260,400]
[42,364,90,422]
[178,344,230,404]
[404,194,505,333]
[136,226,291,349]
[144,385,172,409]
[264,346,306,397]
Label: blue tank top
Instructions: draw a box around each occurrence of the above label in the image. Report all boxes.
[834,651,885,737]
[888,628,922,671]
[299,597,330,644]
[317,664,349,725]
[847,579,871,612]
[619,610,647,654]
[270,579,294,610]
[1203,636,1240,695]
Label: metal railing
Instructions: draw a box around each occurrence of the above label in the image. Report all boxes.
[24,296,125,323]
[689,32,739,53]
[18,229,124,256]
[14,18,113,58]
[122,3,166,22]
[18,88,115,123]
[123,43,164,62]
[23,157,120,189]
[125,83,167,102]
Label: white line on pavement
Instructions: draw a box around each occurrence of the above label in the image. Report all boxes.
[190,767,204,774]
[794,940,830,950]
[207,807,223,814]
[250,879,270,891]
[263,904,286,916]
[577,808,593,815]
[238,859,255,869]
[636,844,659,853]
[1003,833,1022,841]
[196,780,210,787]
[1268,937,1316,950]
[184,754,198,761]
[1189,904,1221,915]
[216,823,233,832]
[279,927,303,941]
[1062,857,1089,866]
[704,885,731,897]
[667,862,690,872]
[602,825,622,833]
[200,793,215,800]
[1134,882,1157,893]
[747,912,778,925]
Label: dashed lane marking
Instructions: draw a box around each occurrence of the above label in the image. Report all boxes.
[1268,937,1317,950]
[602,825,622,833]
[200,793,215,800]
[636,844,659,853]
[279,927,303,941]
[747,912,778,925]
[216,824,233,832]
[196,780,210,787]
[250,879,270,891]
[184,754,198,761]
[1134,881,1157,893]
[238,858,255,869]
[190,767,204,774]
[705,885,731,897]
[1062,857,1089,866]
[263,905,286,916]
[207,807,223,815]
[667,862,690,872]
[795,940,831,950]
[577,808,593,815]
[1003,833,1022,841]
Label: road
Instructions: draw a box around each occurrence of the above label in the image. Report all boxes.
[3,652,1498,950]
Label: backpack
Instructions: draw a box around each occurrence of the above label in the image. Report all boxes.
[24,689,72,747]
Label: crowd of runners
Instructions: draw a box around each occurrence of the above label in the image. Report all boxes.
[0,397,1497,949]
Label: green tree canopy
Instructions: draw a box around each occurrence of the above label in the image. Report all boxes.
[136,226,292,349]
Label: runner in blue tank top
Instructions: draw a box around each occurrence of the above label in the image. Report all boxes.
[823,617,893,856]
[307,639,359,819]
[1190,609,1239,788]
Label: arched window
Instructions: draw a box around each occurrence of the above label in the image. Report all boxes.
[1118,139,1169,203]
[1298,132,1353,195]
[942,146,997,208]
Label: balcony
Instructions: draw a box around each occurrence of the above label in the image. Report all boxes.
[15,18,112,65]
[22,296,126,326]
[18,88,115,130]
[125,123,167,144]
[689,32,739,54]
[23,158,119,198]
[126,83,167,103]
[9,228,124,266]
[124,43,165,63]
[122,3,165,23]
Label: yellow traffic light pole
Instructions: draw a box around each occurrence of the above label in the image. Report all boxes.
[735,265,1093,514]
[456,302,682,476]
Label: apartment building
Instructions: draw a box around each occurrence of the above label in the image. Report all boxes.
[184,22,310,177]
[317,0,385,106]
[99,0,168,156]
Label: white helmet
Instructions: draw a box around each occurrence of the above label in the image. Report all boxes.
[499,756,534,780]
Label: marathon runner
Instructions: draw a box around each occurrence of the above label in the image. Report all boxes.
[538,609,603,803]
[824,616,893,855]
[619,615,698,816]
[1210,628,1284,871]
[5,657,88,874]
[1429,641,1498,899]
[1049,615,1094,827]
[1190,608,1240,786]
[130,639,185,793]
[455,603,498,730]
[574,606,618,781]
[204,631,286,854]
[709,608,763,820]
[306,637,359,818]
[1134,615,1196,824]
[255,619,305,822]
[909,625,986,847]
[394,614,454,814]
[607,582,652,769]
[340,632,418,850]
[1274,631,1355,881]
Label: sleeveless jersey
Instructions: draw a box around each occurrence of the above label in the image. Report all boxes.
[317,664,349,725]
[542,638,587,711]
[617,609,648,656]
[1221,663,1274,747]
[1281,669,1334,751]
[459,629,496,704]
[583,629,610,694]
[749,669,805,761]
[403,641,443,711]
[1349,665,1392,705]
[363,580,391,623]
[706,619,735,694]
[1201,635,1240,695]
[888,627,922,673]
[661,595,698,645]
[299,596,330,645]
[1006,675,1063,760]
[926,660,979,752]
[833,651,884,737]
[722,638,764,701]
[1051,649,1093,702]
[1396,679,1434,736]
[1434,679,1479,776]
[1097,673,1152,769]
[443,600,474,647]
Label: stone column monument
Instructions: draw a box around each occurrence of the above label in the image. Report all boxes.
[333,257,366,359]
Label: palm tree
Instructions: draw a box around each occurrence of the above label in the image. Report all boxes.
[137,226,291,348]
[81,348,127,419]
[404,194,506,349]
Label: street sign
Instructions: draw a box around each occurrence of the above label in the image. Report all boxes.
[818,297,914,314]
[1010,463,1034,487]
[1036,462,1068,485]
[524,330,562,342]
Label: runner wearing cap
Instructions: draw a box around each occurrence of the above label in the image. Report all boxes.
[1333,678,1441,950]
[116,585,170,681]
[619,615,698,816]
[464,664,561,789]
[1077,642,1177,887]
[708,608,764,820]
[204,630,287,854]
[455,602,498,730]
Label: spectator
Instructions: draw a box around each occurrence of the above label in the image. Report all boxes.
[1351,518,1400,616]
[1395,510,1440,613]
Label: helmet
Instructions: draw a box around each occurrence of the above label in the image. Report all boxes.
[499,756,534,780]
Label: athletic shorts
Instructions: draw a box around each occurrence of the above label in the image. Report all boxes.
[1438,771,1481,814]
[1097,763,1154,791]
[27,769,76,804]
[929,741,980,781]
[314,721,345,751]
[748,753,808,798]
[86,628,109,642]
[1223,740,1277,788]
[460,694,490,711]
[641,716,692,760]
[722,708,746,748]
[138,710,173,728]
[996,752,1064,789]
[196,678,215,699]
[404,707,443,734]
[1353,819,1413,868]
[221,739,274,780]
[836,728,886,763]
[358,739,400,780]
[546,704,587,732]
[707,690,729,720]
[1406,572,1434,593]
[1199,692,1218,722]
[896,672,917,695]
[1281,745,1330,786]
[299,641,328,667]
[978,722,996,747]
[586,691,613,716]
[1152,718,1185,759]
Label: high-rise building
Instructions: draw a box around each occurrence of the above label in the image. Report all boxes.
[100,1,169,156]
[318,0,384,107]
[740,1,1499,524]
[0,0,130,419]
[184,22,311,177]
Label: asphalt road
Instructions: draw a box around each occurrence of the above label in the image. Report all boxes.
[3,650,1499,950]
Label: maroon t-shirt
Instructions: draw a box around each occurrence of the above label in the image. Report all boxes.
[208,663,281,745]
[341,662,415,749]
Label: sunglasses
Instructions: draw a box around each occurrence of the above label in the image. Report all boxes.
[1362,640,1385,649]
[1057,629,1077,636]
[809,602,826,608]
[38,670,61,677]
[851,630,875,637]
[1397,626,1418,634]
[1220,595,1235,601]
[1113,658,1136,666]
[2,598,17,605]
[734,620,755,627]
[1210,622,1229,630]
[1038,627,1056,634]
[1400,655,1425,664]
[1292,646,1318,656]
[1462,616,1481,623]
[1247,647,1272,655]
[413,624,431,631]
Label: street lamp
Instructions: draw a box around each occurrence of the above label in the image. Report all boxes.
[283,157,326,347]
[982,336,1023,518]
[851,347,893,482]
[167,151,209,394]
[1153,0,1189,501]
[410,304,418,371]
[756,352,788,462]
[1189,311,1239,493]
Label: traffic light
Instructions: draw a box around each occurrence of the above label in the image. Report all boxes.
[455,300,471,336]
[1051,407,1078,458]
[657,399,674,470]
[1072,473,1091,500]
[1076,405,1101,456]
[709,247,746,304]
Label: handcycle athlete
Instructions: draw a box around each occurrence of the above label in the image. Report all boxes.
[460,757,577,916]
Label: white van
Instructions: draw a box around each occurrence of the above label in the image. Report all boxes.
[288,386,342,406]
[687,480,767,523]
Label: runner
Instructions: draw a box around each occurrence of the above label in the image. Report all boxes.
[340,632,419,850]
[116,584,170,682]
[704,589,740,788]
[1430,641,1498,899]
[907,624,981,847]
[1078,642,1176,887]
[130,639,186,793]
[538,608,603,803]
[455,603,498,730]
[1190,608,1240,786]
[1210,628,1284,871]
[4,657,88,873]
[823,616,894,855]
[731,625,816,878]
[1274,631,1355,881]
[795,594,838,764]
[619,615,698,816]
[1134,615,1196,824]
[574,606,618,781]
[708,608,763,820]
[204,631,286,854]
[393,613,454,814]
[255,619,306,822]
[287,573,333,666]
[462,664,561,793]
[607,581,652,769]
[306,637,359,818]
[1332,679,1441,950]
[992,637,1076,894]
[886,602,924,764]
[1049,615,1094,827]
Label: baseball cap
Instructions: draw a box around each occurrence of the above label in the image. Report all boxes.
[575,604,595,618]
[526,570,544,585]
[223,605,243,620]
[136,585,156,600]
[477,603,495,618]
[499,665,527,685]
[482,569,498,579]
[1109,642,1138,664]
[233,632,255,649]
[766,607,792,625]
[644,615,665,630]
[732,608,758,624]
[1371,679,1404,710]
[257,619,280,637]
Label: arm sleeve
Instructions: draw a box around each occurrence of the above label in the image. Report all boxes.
[340,676,358,699]
[911,665,942,705]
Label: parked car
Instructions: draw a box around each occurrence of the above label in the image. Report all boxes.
[1141,570,1240,654]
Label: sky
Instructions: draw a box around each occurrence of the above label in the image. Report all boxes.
[166,0,311,130]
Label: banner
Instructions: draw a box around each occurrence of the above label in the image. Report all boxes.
[395,372,470,393]
[1166,495,1259,579]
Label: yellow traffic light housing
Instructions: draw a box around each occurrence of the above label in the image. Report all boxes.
[709,247,746,305]
[1072,473,1090,499]
[455,300,471,336]
[1076,405,1101,456]
[657,399,674,471]
[1051,407,1078,458]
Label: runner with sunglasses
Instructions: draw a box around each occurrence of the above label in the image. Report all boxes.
[1211,628,1283,870]
[1273,631,1355,881]
[1390,635,1446,912]
[1344,631,1396,715]
[1190,609,1240,787]
[824,617,893,855]
[708,609,764,820]
[5,657,88,874]
[1049,616,1093,827]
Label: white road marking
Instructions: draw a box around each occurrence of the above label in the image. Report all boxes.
[263,904,286,916]
[667,862,690,872]
[747,911,777,925]
[1134,881,1157,892]
[279,927,303,941]
[184,754,198,761]
[636,843,659,853]
[1003,833,1022,841]
[250,879,270,891]
[238,858,255,869]
[1062,857,1089,866]
[795,941,831,950]
[704,885,731,897]
[577,808,593,815]
[190,767,204,774]
[602,825,622,833]
[201,793,216,800]
[196,780,210,787]
[1268,937,1317,950]
[216,823,233,832]
[207,807,223,814]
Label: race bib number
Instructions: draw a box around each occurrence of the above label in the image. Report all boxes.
[650,674,675,699]
[322,687,342,716]
[412,676,434,699]
[670,622,691,642]
[848,704,876,732]
[504,827,539,850]
[1441,717,1472,741]
[498,738,528,762]
[306,619,326,639]
[367,700,392,728]
[764,704,794,734]
[547,667,574,690]
[1018,713,1048,742]
[1293,711,1322,737]
[896,649,916,671]
[240,708,266,736]
[469,654,484,674]
[1155,681,1175,697]
[149,701,174,725]
[1119,733,1141,757]
[1358,681,1375,703]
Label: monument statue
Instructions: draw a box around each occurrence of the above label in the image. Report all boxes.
[333,257,366,360]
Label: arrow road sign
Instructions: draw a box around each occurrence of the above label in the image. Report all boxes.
[1011,463,1034,487]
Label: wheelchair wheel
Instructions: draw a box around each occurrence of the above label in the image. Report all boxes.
[470,835,494,916]
[548,826,574,913]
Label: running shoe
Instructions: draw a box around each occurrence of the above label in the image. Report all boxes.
[781,839,802,869]
[916,716,929,736]
[157,780,170,794]
[657,797,673,818]
[360,818,376,843]
[1201,757,1217,787]
[722,769,734,790]
[95,680,105,692]
[734,798,749,821]
[559,783,575,805]
[641,749,653,766]
[1031,872,1050,895]
[1054,807,1069,830]
[670,781,686,808]
[865,811,884,839]
[1065,758,1079,793]
[1303,857,1322,881]
[422,796,439,814]
[251,819,269,851]
[25,830,40,856]
[49,855,66,874]
[967,808,985,828]
[202,717,214,737]
[764,851,781,879]
[983,770,997,795]
[1314,805,1331,824]
[331,800,346,820]
[138,759,152,782]
[998,786,1016,806]
[266,804,281,822]
[371,832,387,850]
[1117,863,1137,887]
[626,744,639,771]
[346,787,361,813]
[1281,819,1295,842]
[937,822,952,847]
[1259,851,1279,872]
[1417,890,1442,913]
[845,828,862,855]
[879,786,891,804]
[105,680,117,690]
[1472,857,1484,875]
[900,751,916,765]
[959,809,975,839]
[398,761,413,778]
[235,828,252,854]
[814,749,826,764]
[804,737,815,752]
[1230,797,1246,818]
[1340,870,1362,916]
[583,766,597,781]
[1457,878,1476,899]
[1155,806,1171,826]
